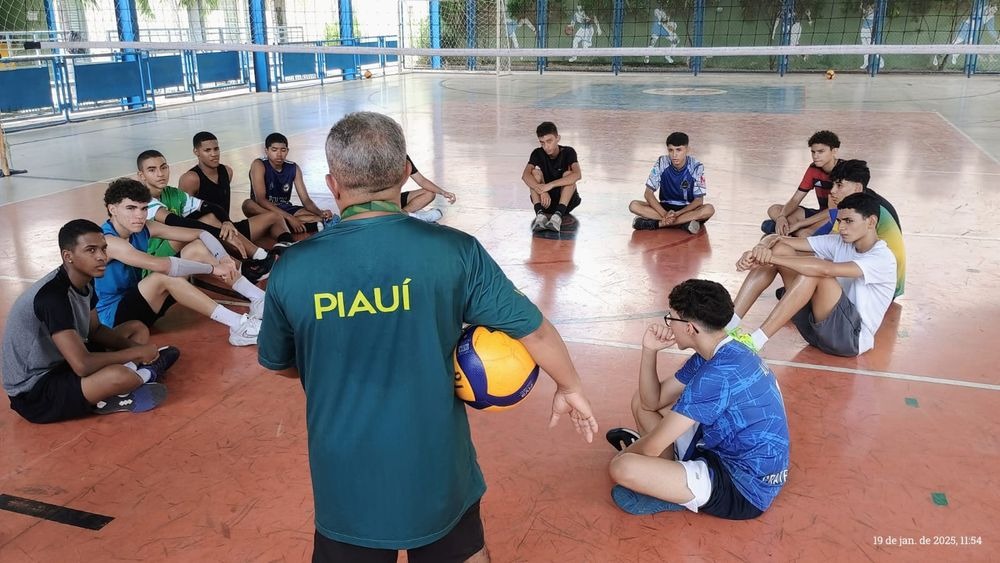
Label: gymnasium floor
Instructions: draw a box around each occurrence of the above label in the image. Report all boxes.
[1,72,998,562]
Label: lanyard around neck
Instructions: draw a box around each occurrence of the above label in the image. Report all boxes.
[340,200,403,219]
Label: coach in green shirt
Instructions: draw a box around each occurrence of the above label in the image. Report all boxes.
[258,112,599,563]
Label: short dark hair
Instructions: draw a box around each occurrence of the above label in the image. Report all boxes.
[668,279,734,332]
[838,192,880,221]
[665,132,689,147]
[104,178,152,212]
[58,219,103,252]
[192,131,217,148]
[536,122,558,137]
[830,159,870,189]
[807,130,840,149]
[136,149,165,171]
[265,132,289,148]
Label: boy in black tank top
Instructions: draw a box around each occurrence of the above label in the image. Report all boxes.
[178,132,296,252]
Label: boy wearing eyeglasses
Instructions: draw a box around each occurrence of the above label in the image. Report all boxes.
[605,279,790,520]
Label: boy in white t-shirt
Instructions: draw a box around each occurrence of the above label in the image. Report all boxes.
[728,192,896,357]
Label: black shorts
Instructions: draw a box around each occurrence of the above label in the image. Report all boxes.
[792,291,862,357]
[234,218,252,240]
[400,191,411,207]
[114,285,176,327]
[801,206,821,218]
[312,500,485,563]
[540,188,582,215]
[696,449,764,520]
[8,363,92,424]
[659,202,712,223]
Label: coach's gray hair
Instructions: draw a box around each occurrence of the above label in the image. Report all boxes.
[325,112,407,194]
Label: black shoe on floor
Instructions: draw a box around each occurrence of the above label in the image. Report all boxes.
[606,427,641,451]
[138,346,181,383]
[632,217,660,231]
[243,254,274,284]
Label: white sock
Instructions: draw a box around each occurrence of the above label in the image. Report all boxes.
[135,367,152,383]
[751,329,769,350]
[726,314,741,332]
[233,276,266,301]
[211,304,244,328]
[252,248,268,260]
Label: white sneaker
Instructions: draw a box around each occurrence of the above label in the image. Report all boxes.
[531,212,548,232]
[568,56,577,62]
[686,220,702,235]
[410,208,443,223]
[932,55,939,66]
[229,314,260,346]
[665,56,673,63]
[249,297,265,320]
[644,55,650,63]
[545,214,562,232]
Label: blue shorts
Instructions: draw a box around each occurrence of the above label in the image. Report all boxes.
[651,23,669,37]
[272,200,304,215]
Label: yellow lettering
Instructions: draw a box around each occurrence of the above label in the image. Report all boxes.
[336,291,345,317]
[314,293,337,319]
[348,290,377,317]
[402,278,411,311]
[374,286,399,312]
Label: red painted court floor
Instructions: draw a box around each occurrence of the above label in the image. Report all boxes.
[1,73,998,561]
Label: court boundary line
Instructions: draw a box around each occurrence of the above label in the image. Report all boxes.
[561,336,1000,392]
[933,110,1000,166]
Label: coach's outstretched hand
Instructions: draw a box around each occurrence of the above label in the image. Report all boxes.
[549,389,599,443]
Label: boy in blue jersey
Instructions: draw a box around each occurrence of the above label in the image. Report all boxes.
[259,112,599,562]
[630,132,715,234]
[98,179,265,346]
[606,279,789,519]
[243,132,334,233]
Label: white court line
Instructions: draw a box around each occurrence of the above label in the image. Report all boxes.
[933,111,1000,167]
[561,336,1000,392]
[724,221,1000,242]
[0,275,37,283]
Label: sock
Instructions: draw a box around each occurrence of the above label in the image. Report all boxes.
[134,367,152,383]
[750,329,769,350]
[211,304,244,328]
[252,248,268,260]
[726,314,741,332]
[276,232,295,244]
[233,276,266,301]
[533,202,543,214]
[555,203,567,217]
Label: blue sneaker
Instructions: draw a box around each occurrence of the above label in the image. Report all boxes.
[761,219,776,234]
[611,485,687,515]
[93,382,168,415]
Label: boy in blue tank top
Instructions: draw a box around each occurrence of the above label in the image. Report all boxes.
[244,132,334,234]
[606,279,790,520]
[629,132,716,234]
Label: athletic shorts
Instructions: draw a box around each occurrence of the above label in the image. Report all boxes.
[400,191,413,207]
[311,500,485,563]
[113,285,176,328]
[791,291,862,357]
[8,363,92,424]
[273,201,304,215]
[679,449,763,520]
[659,202,712,223]
[540,188,582,215]
[801,207,821,218]
[147,238,178,259]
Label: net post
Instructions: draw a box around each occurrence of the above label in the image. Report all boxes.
[430,0,442,69]
[339,0,358,80]
[536,0,548,74]
[692,0,705,76]
[611,0,624,75]
[466,0,477,70]
[249,0,271,92]
[869,0,889,77]
[967,0,989,76]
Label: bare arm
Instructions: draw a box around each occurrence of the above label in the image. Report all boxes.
[643,187,669,218]
[768,254,865,278]
[789,208,832,233]
[521,163,543,192]
[178,171,201,196]
[293,166,331,219]
[411,171,456,202]
[540,162,581,191]
[673,196,705,217]
[146,221,205,243]
[626,410,696,458]
[50,313,156,377]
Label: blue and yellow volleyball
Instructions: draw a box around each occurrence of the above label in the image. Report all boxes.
[454,325,539,411]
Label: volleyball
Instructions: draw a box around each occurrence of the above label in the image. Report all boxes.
[825,69,836,80]
[454,325,539,411]
[363,69,373,79]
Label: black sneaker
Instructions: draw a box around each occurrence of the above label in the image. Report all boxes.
[606,427,641,451]
[632,217,660,231]
[243,254,274,284]
[137,346,180,383]
[93,382,168,415]
[775,287,786,300]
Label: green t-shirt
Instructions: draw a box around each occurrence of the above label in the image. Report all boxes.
[258,214,542,549]
[147,186,201,259]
